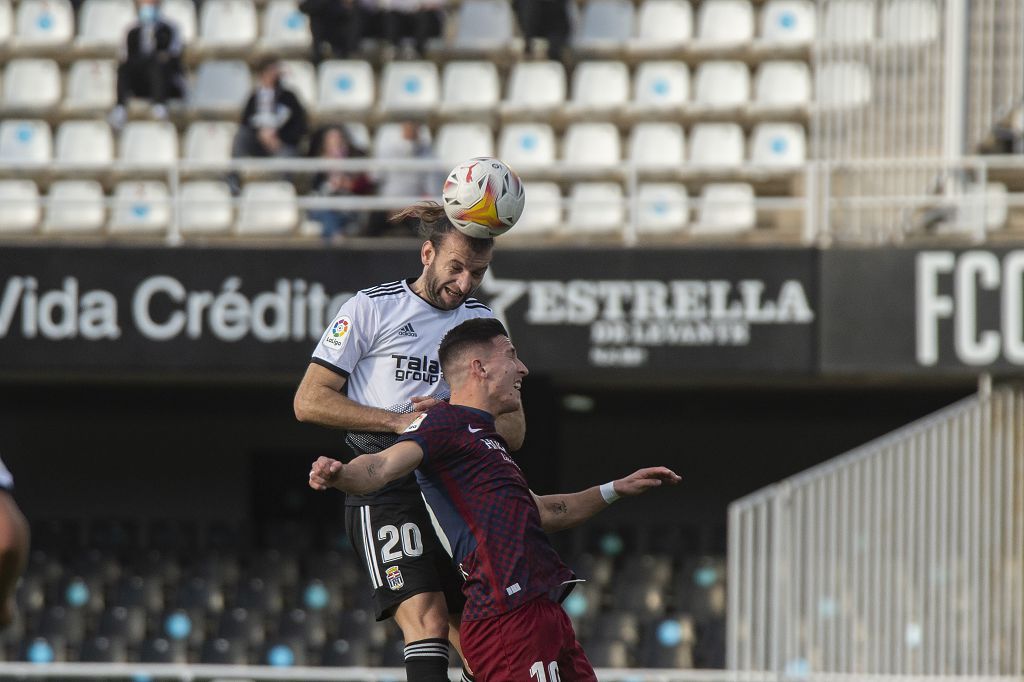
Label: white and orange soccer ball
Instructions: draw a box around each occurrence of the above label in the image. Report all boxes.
[442,157,526,238]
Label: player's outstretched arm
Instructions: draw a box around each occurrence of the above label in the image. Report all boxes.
[531,467,681,533]
[308,441,426,496]
[496,405,526,451]
[295,363,423,434]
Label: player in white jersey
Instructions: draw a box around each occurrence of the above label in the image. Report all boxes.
[294,202,525,682]
[0,456,29,631]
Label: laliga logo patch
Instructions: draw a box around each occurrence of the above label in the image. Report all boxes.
[403,413,427,433]
[322,316,352,349]
[386,566,405,591]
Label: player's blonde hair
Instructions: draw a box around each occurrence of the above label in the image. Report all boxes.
[390,202,494,254]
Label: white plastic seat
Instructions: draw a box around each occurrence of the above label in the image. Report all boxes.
[0,0,12,45]
[260,0,311,50]
[568,182,624,233]
[628,0,692,53]
[695,0,754,48]
[183,121,237,164]
[563,123,620,168]
[379,61,440,115]
[750,122,806,166]
[575,0,633,52]
[440,61,500,115]
[636,183,688,233]
[237,181,297,234]
[162,0,197,44]
[0,120,52,164]
[110,181,170,232]
[502,61,566,115]
[630,61,689,113]
[452,0,514,52]
[77,0,135,49]
[55,120,114,167]
[119,121,178,167]
[882,0,938,45]
[759,0,815,46]
[191,60,252,113]
[180,180,233,233]
[281,59,316,109]
[497,123,556,169]
[751,61,810,111]
[2,58,60,110]
[372,122,432,158]
[693,61,749,110]
[0,180,40,232]
[629,123,685,169]
[198,0,257,50]
[816,61,871,109]
[822,0,874,45]
[689,123,744,167]
[513,182,561,235]
[317,60,374,113]
[435,123,494,166]
[15,0,73,47]
[43,180,105,232]
[694,182,755,233]
[568,61,630,113]
[65,59,117,112]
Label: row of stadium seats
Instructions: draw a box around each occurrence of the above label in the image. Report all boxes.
[0,58,864,120]
[0,0,939,58]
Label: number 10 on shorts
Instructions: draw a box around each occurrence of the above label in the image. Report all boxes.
[530,661,560,682]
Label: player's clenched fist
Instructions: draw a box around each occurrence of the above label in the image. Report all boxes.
[309,456,343,491]
[614,467,682,497]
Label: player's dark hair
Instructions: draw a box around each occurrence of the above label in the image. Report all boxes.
[390,202,494,254]
[256,55,280,74]
[438,318,509,376]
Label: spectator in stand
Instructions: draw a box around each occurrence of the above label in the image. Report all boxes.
[368,121,438,236]
[228,57,309,193]
[109,0,187,130]
[383,0,444,57]
[514,0,570,60]
[299,0,362,64]
[308,126,375,241]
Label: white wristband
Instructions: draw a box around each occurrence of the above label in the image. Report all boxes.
[600,481,620,504]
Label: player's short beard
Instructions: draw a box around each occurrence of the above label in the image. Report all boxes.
[423,263,466,310]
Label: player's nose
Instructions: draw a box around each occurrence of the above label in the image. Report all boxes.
[517,359,529,376]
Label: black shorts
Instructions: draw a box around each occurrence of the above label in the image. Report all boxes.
[344,500,466,621]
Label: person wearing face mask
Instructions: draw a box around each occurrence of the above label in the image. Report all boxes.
[367,121,440,236]
[109,0,186,130]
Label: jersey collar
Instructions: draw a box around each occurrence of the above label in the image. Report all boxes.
[403,278,467,313]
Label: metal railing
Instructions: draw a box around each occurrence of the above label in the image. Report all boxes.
[727,385,1024,674]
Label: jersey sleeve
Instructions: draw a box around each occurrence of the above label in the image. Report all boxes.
[396,410,454,468]
[310,293,378,378]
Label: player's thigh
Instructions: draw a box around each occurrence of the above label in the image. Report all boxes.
[461,599,570,682]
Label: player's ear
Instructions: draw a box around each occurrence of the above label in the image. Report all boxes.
[471,358,486,378]
[421,240,434,266]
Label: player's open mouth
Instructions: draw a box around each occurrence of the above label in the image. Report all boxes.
[444,286,462,299]
[513,380,522,390]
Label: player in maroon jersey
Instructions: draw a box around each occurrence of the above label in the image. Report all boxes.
[309,318,681,680]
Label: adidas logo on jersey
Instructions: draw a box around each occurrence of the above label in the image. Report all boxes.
[397,323,418,337]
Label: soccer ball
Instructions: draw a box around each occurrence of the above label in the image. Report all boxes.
[442,157,526,238]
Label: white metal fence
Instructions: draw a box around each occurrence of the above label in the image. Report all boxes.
[727,386,1024,674]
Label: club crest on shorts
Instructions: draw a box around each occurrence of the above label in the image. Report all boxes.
[386,565,405,591]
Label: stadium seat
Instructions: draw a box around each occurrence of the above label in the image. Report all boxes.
[111,574,164,612]
[451,0,515,54]
[200,636,248,664]
[585,637,631,667]
[882,0,939,45]
[180,181,233,233]
[629,122,685,169]
[234,576,285,614]
[636,183,688,233]
[497,123,556,169]
[259,0,311,52]
[64,59,117,113]
[37,605,87,645]
[21,635,68,663]
[182,121,236,166]
[56,120,114,168]
[191,60,252,114]
[0,119,52,164]
[110,181,171,233]
[217,607,266,646]
[750,60,811,113]
[263,638,306,666]
[622,554,674,587]
[512,182,562,236]
[688,123,744,167]
[14,0,73,48]
[251,549,301,588]
[568,182,624,233]
[197,0,257,52]
[567,61,630,116]
[436,123,494,165]
[693,61,749,111]
[592,610,642,647]
[439,61,500,117]
[563,123,621,173]
[628,61,689,116]
[628,0,692,54]
[372,121,432,157]
[641,616,696,667]
[750,122,806,166]
[237,181,298,233]
[281,59,316,109]
[76,0,135,51]
[96,606,146,645]
[161,0,197,44]
[822,0,874,45]
[277,608,326,648]
[379,61,440,116]
[119,121,178,167]
[574,0,633,53]
[950,182,1009,233]
[160,607,207,647]
[316,60,374,115]
[139,636,187,664]
[612,581,669,615]
[2,58,60,111]
[694,182,756,233]
[816,61,872,109]
[0,180,40,232]
[694,0,754,49]
[321,637,372,666]
[0,0,12,45]
[501,61,566,117]
[758,0,815,47]
[43,180,105,232]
